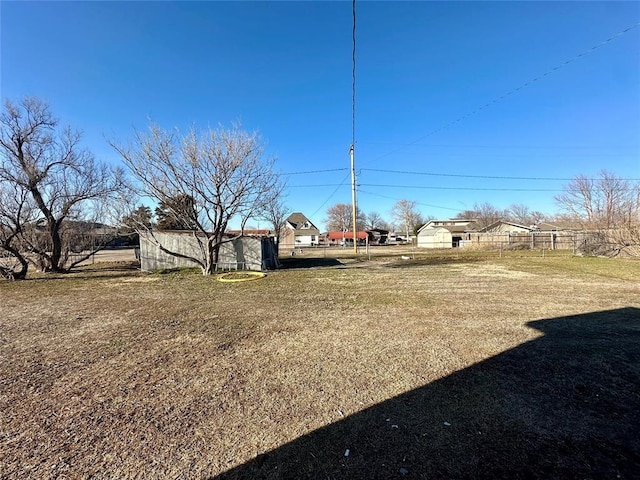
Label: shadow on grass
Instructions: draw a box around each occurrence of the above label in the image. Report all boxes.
[18,262,141,282]
[73,261,140,273]
[279,257,344,269]
[215,307,640,479]
[383,255,486,268]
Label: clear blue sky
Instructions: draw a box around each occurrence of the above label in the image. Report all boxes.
[2,1,639,230]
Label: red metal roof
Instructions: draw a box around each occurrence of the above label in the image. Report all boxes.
[326,231,368,240]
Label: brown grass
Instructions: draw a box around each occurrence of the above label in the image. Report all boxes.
[1,253,639,479]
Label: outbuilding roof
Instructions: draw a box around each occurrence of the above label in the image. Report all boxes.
[419,226,452,237]
[326,231,368,240]
[478,220,535,233]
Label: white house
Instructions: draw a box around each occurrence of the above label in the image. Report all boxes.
[280,212,320,247]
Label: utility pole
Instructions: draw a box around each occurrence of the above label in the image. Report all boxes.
[350,0,357,254]
[350,143,357,254]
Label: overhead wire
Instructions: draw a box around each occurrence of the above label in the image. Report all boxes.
[359,184,561,192]
[361,168,640,182]
[295,16,640,220]
[358,189,462,212]
[362,21,640,167]
[289,183,350,188]
[282,168,348,176]
[307,171,352,220]
[306,0,357,223]
[359,142,640,150]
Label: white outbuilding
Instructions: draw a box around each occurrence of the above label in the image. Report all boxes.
[417,219,476,249]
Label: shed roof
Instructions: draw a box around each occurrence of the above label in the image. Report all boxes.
[419,227,451,238]
[440,225,471,234]
[478,220,535,233]
[535,222,576,231]
[418,219,477,234]
[326,231,368,240]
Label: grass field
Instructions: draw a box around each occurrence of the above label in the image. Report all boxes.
[1,250,639,479]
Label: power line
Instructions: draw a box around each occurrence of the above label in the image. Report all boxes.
[308,2,357,225]
[359,183,561,192]
[282,168,348,176]
[350,0,358,253]
[359,142,640,150]
[307,171,352,220]
[361,168,640,182]
[363,21,640,166]
[358,189,462,212]
[360,151,638,158]
[369,153,637,158]
[289,184,350,188]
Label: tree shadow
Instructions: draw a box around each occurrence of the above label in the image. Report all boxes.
[279,257,344,269]
[17,262,142,282]
[215,307,640,479]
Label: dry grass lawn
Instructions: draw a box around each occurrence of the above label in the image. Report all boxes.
[1,251,639,479]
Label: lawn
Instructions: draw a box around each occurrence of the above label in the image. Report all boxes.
[1,252,639,479]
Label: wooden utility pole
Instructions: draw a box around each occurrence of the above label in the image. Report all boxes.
[350,143,358,254]
[350,0,357,254]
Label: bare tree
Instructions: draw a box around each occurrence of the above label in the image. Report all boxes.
[324,203,365,232]
[475,202,506,229]
[507,203,532,226]
[456,202,505,230]
[391,199,423,241]
[364,211,387,230]
[599,171,639,228]
[259,182,289,246]
[555,170,639,229]
[455,209,478,221]
[507,203,546,227]
[0,182,36,279]
[111,123,280,275]
[555,175,596,226]
[0,97,122,274]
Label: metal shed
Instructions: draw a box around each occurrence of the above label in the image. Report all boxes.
[139,231,279,272]
[417,227,453,249]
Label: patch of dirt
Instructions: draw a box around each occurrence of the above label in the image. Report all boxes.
[455,263,537,279]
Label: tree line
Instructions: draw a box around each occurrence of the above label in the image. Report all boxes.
[1,96,639,279]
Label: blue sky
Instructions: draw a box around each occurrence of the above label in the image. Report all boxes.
[2,1,639,230]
